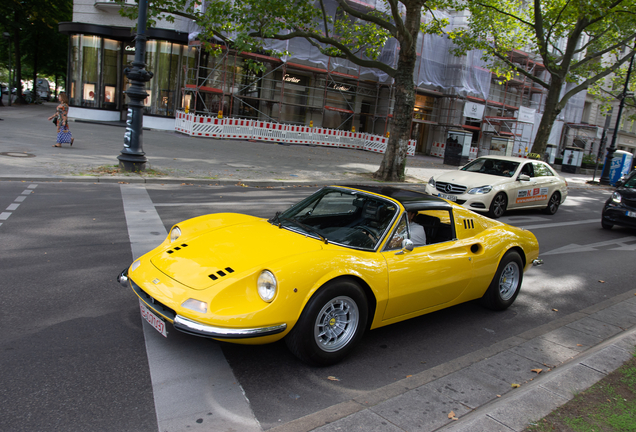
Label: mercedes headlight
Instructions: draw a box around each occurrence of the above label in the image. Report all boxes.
[611,191,622,203]
[170,226,181,242]
[257,270,277,302]
[468,185,493,195]
[428,177,436,188]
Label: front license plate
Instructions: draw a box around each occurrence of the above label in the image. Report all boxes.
[627,211,636,218]
[438,193,457,202]
[140,300,167,337]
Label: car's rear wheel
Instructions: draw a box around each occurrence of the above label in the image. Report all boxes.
[488,193,508,219]
[543,192,561,215]
[480,250,523,310]
[285,280,368,366]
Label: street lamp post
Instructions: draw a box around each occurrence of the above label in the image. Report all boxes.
[3,32,12,107]
[117,0,153,172]
[599,42,636,185]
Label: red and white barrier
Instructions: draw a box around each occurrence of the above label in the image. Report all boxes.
[175,110,420,157]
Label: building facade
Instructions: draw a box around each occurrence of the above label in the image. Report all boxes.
[62,0,591,158]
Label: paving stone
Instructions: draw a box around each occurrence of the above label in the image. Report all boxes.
[581,345,634,374]
[539,326,603,352]
[613,331,636,353]
[470,351,545,387]
[565,317,623,339]
[440,414,514,432]
[589,303,636,329]
[421,368,510,409]
[312,410,404,432]
[511,338,580,368]
[487,386,568,431]
[539,364,605,399]
[370,385,470,431]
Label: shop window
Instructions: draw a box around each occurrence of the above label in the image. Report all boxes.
[102,39,120,109]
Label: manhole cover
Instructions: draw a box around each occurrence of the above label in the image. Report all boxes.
[0,152,36,158]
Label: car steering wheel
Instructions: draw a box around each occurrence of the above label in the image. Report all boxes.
[355,225,379,243]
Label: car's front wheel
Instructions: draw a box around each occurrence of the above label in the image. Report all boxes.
[285,280,368,366]
[488,192,508,219]
[480,250,523,310]
[543,192,561,215]
[601,217,613,230]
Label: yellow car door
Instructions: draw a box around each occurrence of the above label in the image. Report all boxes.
[380,213,474,321]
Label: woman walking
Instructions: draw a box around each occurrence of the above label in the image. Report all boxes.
[48,93,74,147]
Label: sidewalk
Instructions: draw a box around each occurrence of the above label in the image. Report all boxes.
[2,103,634,432]
[0,103,600,188]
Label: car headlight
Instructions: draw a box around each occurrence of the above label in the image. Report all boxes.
[428,177,436,188]
[468,185,493,194]
[170,226,181,242]
[611,191,622,204]
[257,270,277,302]
[131,259,141,272]
[181,298,208,313]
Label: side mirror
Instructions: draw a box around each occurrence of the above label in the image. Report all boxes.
[400,239,414,253]
[518,174,531,181]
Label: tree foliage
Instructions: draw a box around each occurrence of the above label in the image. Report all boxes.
[120,0,456,181]
[455,0,636,156]
[0,0,71,101]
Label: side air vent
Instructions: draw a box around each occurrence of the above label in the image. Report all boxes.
[463,219,475,230]
[209,267,235,281]
[166,243,189,254]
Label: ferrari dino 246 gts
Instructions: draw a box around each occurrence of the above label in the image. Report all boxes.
[118,186,541,365]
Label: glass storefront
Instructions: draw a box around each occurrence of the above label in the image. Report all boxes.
[68,34,189,117]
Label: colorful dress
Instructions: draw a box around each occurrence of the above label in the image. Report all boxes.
[55,103,73,144]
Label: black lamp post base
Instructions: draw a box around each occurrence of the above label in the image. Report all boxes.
[118,155,147,172]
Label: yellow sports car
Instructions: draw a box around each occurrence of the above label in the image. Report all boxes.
[117,186,541,365]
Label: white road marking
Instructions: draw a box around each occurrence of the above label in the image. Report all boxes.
[120,184,261,432]
[542,236,636,255]
[518,219,600,230]
[0,184,37,224]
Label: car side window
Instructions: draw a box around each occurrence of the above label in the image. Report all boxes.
[520,163,534,177]
[386,214,408,250]
[532,162,553,177]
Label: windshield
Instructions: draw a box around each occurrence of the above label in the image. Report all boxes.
[623,174,636,189]
[461,158,520,178]
[272,188,398,250]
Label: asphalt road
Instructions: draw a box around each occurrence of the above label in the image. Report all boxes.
[1,181,634,431]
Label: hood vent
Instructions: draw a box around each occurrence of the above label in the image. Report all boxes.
[166,244,189,255]
[209,267,235,281]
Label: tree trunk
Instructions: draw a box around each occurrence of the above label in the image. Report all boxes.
[530,76,563,158]
[374,3,421,182]
[13,11,25,104]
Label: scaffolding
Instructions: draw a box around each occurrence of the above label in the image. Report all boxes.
[181,40,396,136]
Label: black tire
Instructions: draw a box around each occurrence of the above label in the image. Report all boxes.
[488,193,508,219]
[285,280,368,366]
[480,251,523,310]
[601,218,613,230]
[543,192,561,215]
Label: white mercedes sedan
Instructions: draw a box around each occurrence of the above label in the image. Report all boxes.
[425,156,568,218]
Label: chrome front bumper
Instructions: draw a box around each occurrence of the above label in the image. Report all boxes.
[117,268,287,339]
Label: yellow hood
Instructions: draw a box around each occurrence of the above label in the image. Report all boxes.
[150,217,323,290]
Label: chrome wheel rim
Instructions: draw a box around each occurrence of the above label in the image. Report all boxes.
[314,296,359,352]
[499,261,520,301]
[549,195,559,212]
[492,195,506,217]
